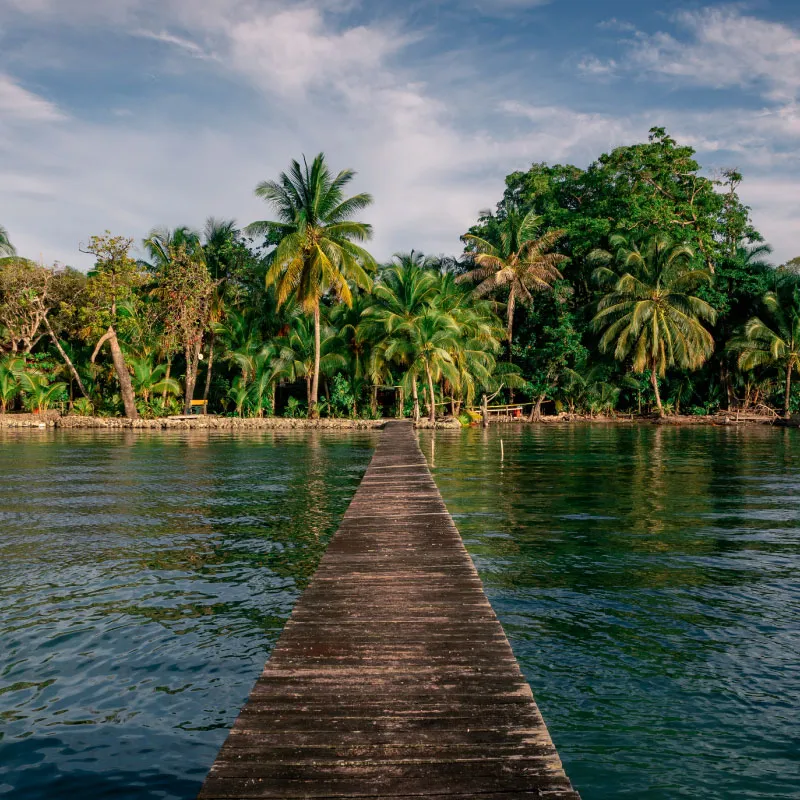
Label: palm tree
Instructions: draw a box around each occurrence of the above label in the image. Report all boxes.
[128,356,181,406]
[280,312,347,409]
[141,226,201,273]
[729,277,800,418]
[17,369,67,414]
[406,309,460,423]
[246,153,376,417]
[0,225,16,258]
[364,255,440,420]
[591,233,717,417]
[0,356,23,413]
[459,209,567,343]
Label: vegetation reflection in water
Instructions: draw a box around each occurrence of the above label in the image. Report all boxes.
[0,430,377,800]
[420,425,800,800]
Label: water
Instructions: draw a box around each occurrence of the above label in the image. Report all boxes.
[0,429,377,799]
[1,426,798,799]
[419,425,800,799]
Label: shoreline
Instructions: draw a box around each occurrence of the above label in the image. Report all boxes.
[0,413,790,430]
[0,414,461,431]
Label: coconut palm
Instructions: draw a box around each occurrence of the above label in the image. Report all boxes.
[141,226,201,274]
[128,355,181,406]
[459,209,567,343]
[246,153,376,417]
[0,356,23,413]
[17,369,67,414]
[591,233,717,417]
[729,277,800,418]
[0,225,15,258]
[280,312,347,408]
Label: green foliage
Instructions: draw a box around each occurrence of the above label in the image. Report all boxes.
[1,129,789,420]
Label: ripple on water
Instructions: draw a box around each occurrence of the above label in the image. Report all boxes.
[421,425,800,800]
[0,429,376,800]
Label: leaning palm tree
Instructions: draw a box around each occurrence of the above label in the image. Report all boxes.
[246,153,376,417]
[729,278,800,418]
[0,225,16,258]
[591,233,717,417]
[459,209,567,343]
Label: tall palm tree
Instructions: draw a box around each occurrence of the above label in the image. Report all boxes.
[459,209,567,343]
[280,312,347,409]
[591,233,717,417]
[0,225,16,258]
[729,277,800,418]
[246,153,375,417]
[364,254,441,420]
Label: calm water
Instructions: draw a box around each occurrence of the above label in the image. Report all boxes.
[1,426,798,799]
[0,430,377,799]
[420,425,800,799]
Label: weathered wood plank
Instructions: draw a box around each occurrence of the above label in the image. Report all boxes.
[198,420,579,799]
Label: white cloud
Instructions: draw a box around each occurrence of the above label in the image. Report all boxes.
[224,7,406,96]
[603,7,800,103]
[132,29,217,60]
[0,73,65,121]
[0,0,797,269]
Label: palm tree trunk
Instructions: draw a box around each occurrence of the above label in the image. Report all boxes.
[44,316,88,399]
[162,357,172,403]
[92,326,138,419]
[397,387,404,419]
[784,364,793,418]
[371,385,378,416]
[426,364,436,423]
[651,369,664,417]
[203,334,215,403]
[412,376,420,423]
[506,288,516,345]
[310,304,321,418]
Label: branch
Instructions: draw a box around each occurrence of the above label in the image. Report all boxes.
[91,329,113,363]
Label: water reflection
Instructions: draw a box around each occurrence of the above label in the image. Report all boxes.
[422,425,800,800]
[0,429,376,800]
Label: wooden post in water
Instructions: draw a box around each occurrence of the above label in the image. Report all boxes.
[198,421,580,800]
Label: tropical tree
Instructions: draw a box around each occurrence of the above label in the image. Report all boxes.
[17,369,67,414]
[591,233,717,417]
[0,356,23,412]
[128,356,181,406]
[730,277,800,418]
[246,153,376,417]
[365,255,441,421]
[159,244,217,413]
[82,233,142,418]
[459,209,567,343]
[279,312,346,408]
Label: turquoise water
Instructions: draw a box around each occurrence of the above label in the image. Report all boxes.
[420,425,800,799]
[1,425,798,799]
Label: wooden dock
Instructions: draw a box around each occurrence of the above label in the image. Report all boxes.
[198,420,580,799]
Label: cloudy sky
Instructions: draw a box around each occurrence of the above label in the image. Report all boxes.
[1,0,798,269]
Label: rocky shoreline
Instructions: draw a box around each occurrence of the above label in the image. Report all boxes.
[0,413,462,431]
[1,412,790,431]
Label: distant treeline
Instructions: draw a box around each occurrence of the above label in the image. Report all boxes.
[1,128,799,421]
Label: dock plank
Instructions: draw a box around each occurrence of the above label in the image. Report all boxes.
[198,421,579,800]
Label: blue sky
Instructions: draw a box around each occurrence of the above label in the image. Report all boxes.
[1,0,798,268]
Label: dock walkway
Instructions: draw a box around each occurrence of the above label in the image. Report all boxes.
[199,420,580,799]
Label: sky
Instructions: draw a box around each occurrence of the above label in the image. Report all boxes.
[0,0,798,269]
